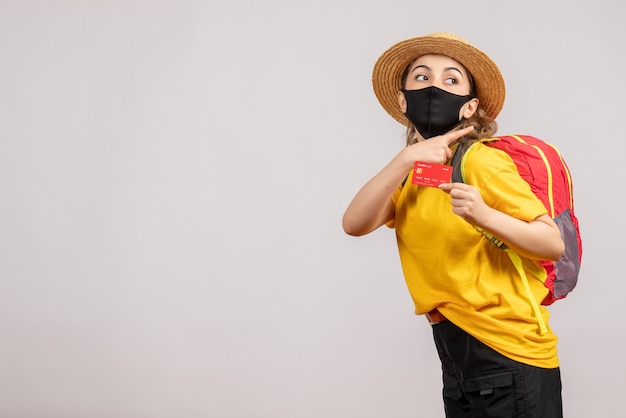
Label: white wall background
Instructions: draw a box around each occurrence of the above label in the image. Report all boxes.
[0,1,621,417]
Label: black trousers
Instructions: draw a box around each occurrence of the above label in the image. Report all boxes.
[432,320,563,418]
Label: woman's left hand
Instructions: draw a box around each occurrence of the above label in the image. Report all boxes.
[438,182,491,227]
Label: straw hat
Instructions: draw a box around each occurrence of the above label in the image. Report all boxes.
[372,32,505,125]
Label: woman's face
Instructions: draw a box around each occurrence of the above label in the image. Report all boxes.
[397,53,478,117]
[403,54,474,95]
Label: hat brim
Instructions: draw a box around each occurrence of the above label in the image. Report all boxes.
[372,33,505,125]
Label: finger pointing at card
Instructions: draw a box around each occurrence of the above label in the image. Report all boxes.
[402,126,474,166]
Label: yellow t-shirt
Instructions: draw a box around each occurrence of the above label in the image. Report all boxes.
[390,142,559,368]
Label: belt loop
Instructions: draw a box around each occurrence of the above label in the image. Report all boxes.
[425,308,447,326]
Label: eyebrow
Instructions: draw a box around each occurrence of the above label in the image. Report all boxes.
[410,64,465,78]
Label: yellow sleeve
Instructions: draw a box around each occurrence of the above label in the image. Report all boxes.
[385,182,404,229]
[464,144,548,222]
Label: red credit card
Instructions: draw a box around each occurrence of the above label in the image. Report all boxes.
[411,161,452,187]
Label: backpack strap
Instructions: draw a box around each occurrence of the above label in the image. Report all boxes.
[450,139,508,248]
[450,140,473,183]
[505,249,549,335]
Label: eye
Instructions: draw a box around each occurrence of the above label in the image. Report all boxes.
[414,74,427,81]
[444,76,458,85]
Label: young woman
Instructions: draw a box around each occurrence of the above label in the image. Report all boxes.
[343,32,565,417]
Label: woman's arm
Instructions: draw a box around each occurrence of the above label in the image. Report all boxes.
[342,127,474,236]
[438,182,565,260]
[341,157,405,237]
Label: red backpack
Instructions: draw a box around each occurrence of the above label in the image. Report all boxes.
[451,135,582,334]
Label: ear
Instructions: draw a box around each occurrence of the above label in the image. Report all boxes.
[461,97,479,119]
[397,91,407,113]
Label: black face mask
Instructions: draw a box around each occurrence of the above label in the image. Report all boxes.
[402,86,476,139]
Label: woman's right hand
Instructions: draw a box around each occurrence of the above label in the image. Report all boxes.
[402,126,474,166]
